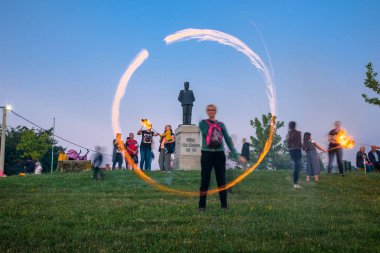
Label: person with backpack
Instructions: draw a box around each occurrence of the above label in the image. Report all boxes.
[198,104,245,211]
[285,121,303,189]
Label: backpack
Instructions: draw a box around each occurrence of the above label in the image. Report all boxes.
[205,120,223,148]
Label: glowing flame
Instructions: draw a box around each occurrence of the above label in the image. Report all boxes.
[112,49,149,135]
[140,118,152,130]
[336,129,355,149]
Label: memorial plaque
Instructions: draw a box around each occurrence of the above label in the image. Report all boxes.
[173,125,201,170]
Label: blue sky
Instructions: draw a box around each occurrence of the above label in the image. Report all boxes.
[1,0,379,168]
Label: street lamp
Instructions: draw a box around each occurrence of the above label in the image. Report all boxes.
[0,104,12,177]
[4,105,12,112]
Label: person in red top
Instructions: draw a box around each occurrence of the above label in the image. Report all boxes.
[125,132,139,170]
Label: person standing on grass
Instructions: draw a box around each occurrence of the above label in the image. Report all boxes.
[303,132,327,182]
[137,127,159,171]
[198,104,246,211]
[112,133,123,170]
[285,121,303,189]
[327,121,344,176]
[92,146,104,180]
[125,133,139,170]
[240,138,251,170]
[158,125,175,173]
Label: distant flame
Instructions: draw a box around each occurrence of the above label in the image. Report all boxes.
[140,118,152,130]
[336,129,355,149]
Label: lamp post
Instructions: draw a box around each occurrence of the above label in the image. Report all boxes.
[50,117,55,173]
[0,105,12,177]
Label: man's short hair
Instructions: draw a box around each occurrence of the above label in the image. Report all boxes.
[206,104,217,111]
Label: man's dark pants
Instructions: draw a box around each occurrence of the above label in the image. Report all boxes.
[199,151,227,209]
[328,148,344,174]
[289,149,302,184]
[92,166,104,180]
[112,153,123,170]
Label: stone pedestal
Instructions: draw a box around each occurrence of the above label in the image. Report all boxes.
[173,125,201,170]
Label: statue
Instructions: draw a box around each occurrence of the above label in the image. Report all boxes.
[178,81,195,125]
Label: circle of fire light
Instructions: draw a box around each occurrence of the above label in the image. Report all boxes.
[112,28,277,196]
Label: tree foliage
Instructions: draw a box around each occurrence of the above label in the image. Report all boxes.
[17,129,52,161]
[362,62,380,107]
[1,125,63,174]
[249,113,291,170]
[3,126,28,169]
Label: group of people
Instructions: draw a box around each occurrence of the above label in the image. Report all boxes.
[286,121,348,189]
[111,125,176,172]
[356,145,380,172]
[98,107,378,210]
[105,104,246,211]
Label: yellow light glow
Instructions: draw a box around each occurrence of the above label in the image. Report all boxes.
[336,129,355,149]
[140,118,152,130]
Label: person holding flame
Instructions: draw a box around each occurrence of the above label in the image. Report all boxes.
[327,121,345,176]
[137,120,159,171]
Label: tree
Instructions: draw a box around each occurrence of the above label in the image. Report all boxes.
[1,126,63,175]
[16,129,52,162]
[249,113,291,170]
[362,62,380,107]
[2,126,29,173]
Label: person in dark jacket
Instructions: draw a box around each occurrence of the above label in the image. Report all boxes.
[285,121,303,189]
[368,145,380,171]
[92,146,104,180]
[356,146,373,172]
[240,138,251,170]
[327,121,344,176]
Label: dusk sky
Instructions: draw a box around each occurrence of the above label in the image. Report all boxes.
[1,0,379,168]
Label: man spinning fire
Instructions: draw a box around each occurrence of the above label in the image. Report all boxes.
[137,119,159,171]
[327,121,345,176]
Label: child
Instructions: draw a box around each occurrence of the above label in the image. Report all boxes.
[303,132,327,182]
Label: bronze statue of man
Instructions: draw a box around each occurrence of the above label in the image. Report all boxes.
[178,81,195,125]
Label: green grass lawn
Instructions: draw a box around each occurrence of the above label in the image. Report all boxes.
[0,170,379,253]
